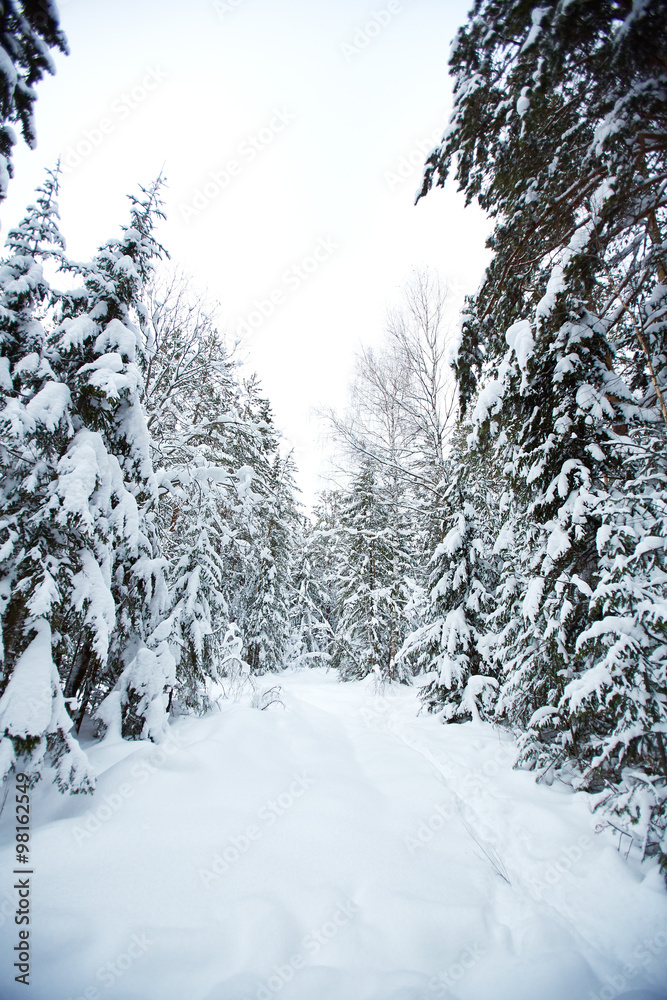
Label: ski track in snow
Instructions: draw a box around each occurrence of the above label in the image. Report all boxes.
[1,667,667,1000]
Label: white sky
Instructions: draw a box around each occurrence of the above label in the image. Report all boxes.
[3,0,490,508]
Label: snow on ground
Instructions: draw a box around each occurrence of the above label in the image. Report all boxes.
[1,666,666,1000]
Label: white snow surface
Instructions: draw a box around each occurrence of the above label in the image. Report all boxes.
[1,667,667,1000]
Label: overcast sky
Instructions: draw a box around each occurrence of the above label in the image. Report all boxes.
[4,0,490,507]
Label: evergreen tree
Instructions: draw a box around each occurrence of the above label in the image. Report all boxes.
[290,491,348,668]
[308,491,345,650]
[334,460,411,683]
[562,435,667,856]
[0,167,93,790]
[52,180,173,740]
[0,0,68,200]
[288,513,335,668]
[235,448,299,674]
[141,274,243,712]
[0,176,175,791]
[402,433,502,720]
[418,0,667,854]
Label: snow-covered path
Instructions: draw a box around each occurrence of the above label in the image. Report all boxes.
[1,667,667,1000]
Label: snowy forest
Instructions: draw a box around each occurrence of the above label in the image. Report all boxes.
[1,2,667,999]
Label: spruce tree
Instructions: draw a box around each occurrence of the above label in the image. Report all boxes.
[334,460,411,683]
[293,491,344,666]
[563,433,667,856]
[54,179,174,740]
[403,432,502,721]
[288,513,335,668]
[0,176,175,787]
[417,0,667,854]
[0,0,68,200]
[236,448,299,674]
[141,275,242,712]
[0,168,94,790]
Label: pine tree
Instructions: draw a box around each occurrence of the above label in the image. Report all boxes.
[0,1,68,200]
[54,179,174,740]
[334,461,411,683]
[0,176,174,788]
[0,168,94,790]
[418,0,667,855]
[141,274,243,712]
[288,513,335,668]
[402,432,502,720]
[288,491,344,671]
[562,435,667,858]
[236,448,299,674]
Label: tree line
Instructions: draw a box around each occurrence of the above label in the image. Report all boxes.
[0,0,665,872]
[303,0,667,869]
